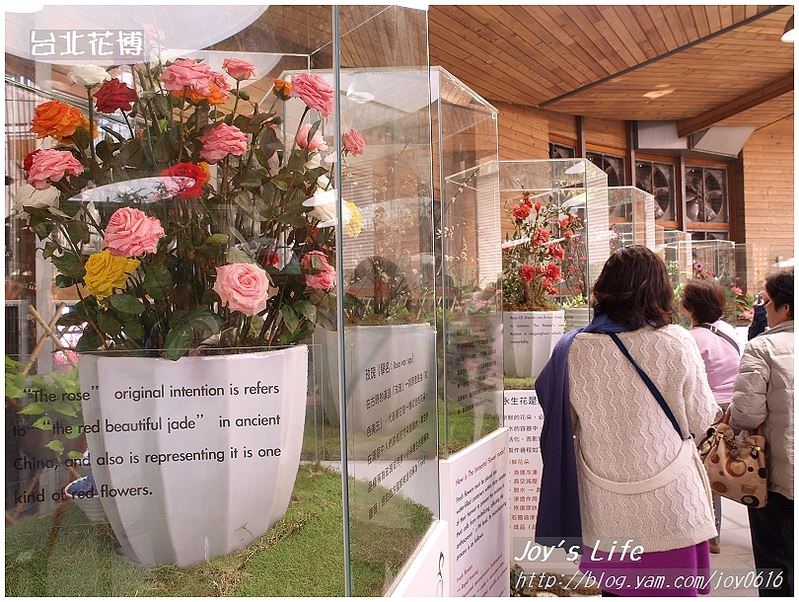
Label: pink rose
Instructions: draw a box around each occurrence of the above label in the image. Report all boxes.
[731,286,743,296]
[103,207,164,257]
[161,58,215,95]
[199,123,248,163]
[342,129,365,156]
[27,149,84,190]
[222,58,256,81]
[290,73,334,117]
[213,263,270,316]
[295,124,328,152]
[302,251,336,291]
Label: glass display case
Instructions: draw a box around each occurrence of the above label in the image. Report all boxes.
[431,67,502,457]
[664,239,736,288]
[606,186,655,251]
[4,5,435,597]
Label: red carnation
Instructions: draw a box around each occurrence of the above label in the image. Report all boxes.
[23,149,43,173]
[160,162,210,198]
[512,203,531,221]
[519,265,536,283]
[544,263,562,280]
[532,226,550,245]
[543,278,559,296]
[93,78,138,113]
[547,244,565,260]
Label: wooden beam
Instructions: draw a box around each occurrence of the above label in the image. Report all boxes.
[676,73,794,137]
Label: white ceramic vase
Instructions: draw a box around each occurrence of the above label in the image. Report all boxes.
[78,345,308,567]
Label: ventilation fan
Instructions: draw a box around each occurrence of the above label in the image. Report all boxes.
[636,162,674,220]
[549,143,575,159]
[686,168,726,222]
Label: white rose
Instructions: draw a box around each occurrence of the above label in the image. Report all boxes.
[13,183,60,220]
[302,186,351,228]
[68,65,111,88]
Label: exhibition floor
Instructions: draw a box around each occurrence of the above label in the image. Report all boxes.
[712,499,757,597]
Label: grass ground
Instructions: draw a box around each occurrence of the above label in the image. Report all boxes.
[503,376,535,390]
[5,465,431,597]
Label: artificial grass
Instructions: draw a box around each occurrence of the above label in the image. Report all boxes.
[5,464,432,597]
[503,376,535,390]
[439,407,501,456]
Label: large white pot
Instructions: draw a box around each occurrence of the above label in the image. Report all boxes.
[78,345,308,567]
[564,306,592,332]
[502,311,565,379]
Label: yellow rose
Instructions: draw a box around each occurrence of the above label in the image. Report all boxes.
[344,201,363,238]
[83,249,140,299]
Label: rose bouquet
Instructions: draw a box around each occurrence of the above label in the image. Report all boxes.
[17,59,364,360]
[501,192,582,311]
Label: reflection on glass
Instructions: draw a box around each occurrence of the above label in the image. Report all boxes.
[606,186,656,251]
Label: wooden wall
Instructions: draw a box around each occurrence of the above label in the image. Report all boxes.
[738,115,795,290]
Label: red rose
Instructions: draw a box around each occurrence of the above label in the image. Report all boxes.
[534,201,542,212]
[564,230,574,239]
[23,149,43,173]
[519,265,536,283]
[544,263,562,281]
[522,193,532,208]
[532,226,550,245]
[160,162,211,198]
[547,244,565,260]
[512,203,531,221]
[93,78,138,113]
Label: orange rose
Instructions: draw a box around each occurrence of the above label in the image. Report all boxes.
[273,79,292,101]
[30,99,93,143]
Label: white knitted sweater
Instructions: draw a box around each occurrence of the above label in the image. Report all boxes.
[568,325,720,553]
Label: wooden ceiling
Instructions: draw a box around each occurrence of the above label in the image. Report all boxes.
[429,4,794,130]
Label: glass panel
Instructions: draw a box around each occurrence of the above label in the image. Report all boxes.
[332,5,438,596]
[587,151,625,187]
[432,68,502,457]
[664,239,736,288]
[606,186,655,250]
[4,5,359,597]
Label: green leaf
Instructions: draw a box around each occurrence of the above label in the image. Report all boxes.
[101,125,126,143]
[18,402,47,416]
[75,328,104,352]
[281,305,299,333]
[143,264,172,300]
[51,253,86,280]
[163,326,193,361]
[70,128,91,151]
[53,401,79,417]
[66,220,89,245]
[65,429,83,440]
[32,416,52,430]
[108,294,145,315]
[96,312,122,336]
[42,241,60,259]
[206,234,229,246]
[123,320,145,340]
[55,274,82,289]
[294,300,317,324]
[257,127,281,159]
[226,247,254,264]
[237,170,265,188]
[67,451,85,459]
[46,440,64,455]
[57,307,89,327]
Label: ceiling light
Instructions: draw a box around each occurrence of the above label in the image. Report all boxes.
[781,16,795,43]
[643,88,675,100]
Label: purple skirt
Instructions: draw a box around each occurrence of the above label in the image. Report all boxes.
[579,541,712,596]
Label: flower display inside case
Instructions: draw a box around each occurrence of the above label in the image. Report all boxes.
[430,67,502,457]
[5,5,435,597]
[498,159,609,376]
[606,186,656,252]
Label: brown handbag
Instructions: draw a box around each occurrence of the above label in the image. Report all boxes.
[697,409,768,508]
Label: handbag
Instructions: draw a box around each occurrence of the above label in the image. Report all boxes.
[696,409,768,508]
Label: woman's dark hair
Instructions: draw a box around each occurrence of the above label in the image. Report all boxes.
[591,245,673,329]
[681,279,725,324]
[765,270,793,319]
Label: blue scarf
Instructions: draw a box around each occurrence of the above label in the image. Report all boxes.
[534,314,629,550]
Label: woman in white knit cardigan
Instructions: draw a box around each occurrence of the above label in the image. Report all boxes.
[537,247,720,596]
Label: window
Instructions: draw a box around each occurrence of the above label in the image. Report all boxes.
[685,166,728,224]
[690,231,729,241]
[549,142,575,159]
[586,151,625,186]
[635,160,676,222]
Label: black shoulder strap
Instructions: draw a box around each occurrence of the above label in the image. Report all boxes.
[606,332,688,440]
[697,323,740,354]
